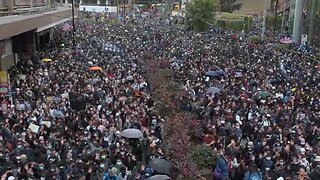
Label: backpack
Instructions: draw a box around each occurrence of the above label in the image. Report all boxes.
[103,172,118,180]
[103,172,109,180]
[144,166,154,177]
[247,171,262,180]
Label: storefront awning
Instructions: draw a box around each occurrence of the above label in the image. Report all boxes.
[36,18,71,32]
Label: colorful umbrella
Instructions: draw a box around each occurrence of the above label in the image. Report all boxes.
[279,38,293,44]
[41,58,52,62]
[89,66,103,71]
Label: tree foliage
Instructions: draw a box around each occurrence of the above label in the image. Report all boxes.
[220,0,242,13]
[187,0,220,31]
[190,145,218,169]
[145,58,199,178]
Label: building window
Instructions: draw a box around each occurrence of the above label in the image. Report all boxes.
[100,0,107,5]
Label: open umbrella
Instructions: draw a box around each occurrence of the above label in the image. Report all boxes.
[146,175,171,180]
[216,70,227,77]
[254,91,271,100]
[206,71,219,77]
[207,87,221,95]
[279,38,293,44]
[89,66,103,71]
[42,58,52,62]
[149,158,173,175]
[120,128,143,139]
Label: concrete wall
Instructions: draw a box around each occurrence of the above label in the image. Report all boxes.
[0,1,5,8]
[0,39,14,71]
[14,0,46,6]
[238,0,272,15]
[1,54,15,71]
[14,0,32,6]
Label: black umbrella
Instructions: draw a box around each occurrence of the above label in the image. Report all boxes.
[149,158,173,175]
[146,175,171,180]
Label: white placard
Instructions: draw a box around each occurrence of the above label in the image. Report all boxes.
[28,123,40,133]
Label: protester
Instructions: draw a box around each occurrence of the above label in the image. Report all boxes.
[0,9,319,180]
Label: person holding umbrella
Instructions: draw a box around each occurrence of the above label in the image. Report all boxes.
[214,146,229,180]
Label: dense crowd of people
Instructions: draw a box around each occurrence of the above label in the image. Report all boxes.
[166,15,320,180]
[1,12,170,180]
[0,9,319,180]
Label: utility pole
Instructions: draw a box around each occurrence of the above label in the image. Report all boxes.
[281,0,287,34]
[72,0,76,48]
[117,0,119,19]
[123,0,125,23]
[262,0,268,39]
[162,0,170,59]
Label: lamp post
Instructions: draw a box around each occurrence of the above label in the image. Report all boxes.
[117,0,119,18]
[302,8,307,45]
[123,0,126,23]
[162,0,168,59]
[72,0,76,48]
[273,0,279,37]
[281,0,287,34]
[262,0,268,39]
[318,11,320,60]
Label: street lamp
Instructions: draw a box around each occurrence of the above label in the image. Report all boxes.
[72,0,76,48]
[273,0,279,37]
[302,8,307,44]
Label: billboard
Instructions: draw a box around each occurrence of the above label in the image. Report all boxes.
[79,5,117,13]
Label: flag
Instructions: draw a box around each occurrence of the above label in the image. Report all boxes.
[63,23,72,32]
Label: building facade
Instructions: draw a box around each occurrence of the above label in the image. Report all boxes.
[0,2,72,71]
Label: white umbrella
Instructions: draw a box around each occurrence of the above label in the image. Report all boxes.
[146,175,171,180]
[120,128,143,139]
[207,87,221,95]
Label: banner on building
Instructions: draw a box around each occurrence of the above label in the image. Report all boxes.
[63,23,72,32]
[0,71,8,96]
[301,34,308,45]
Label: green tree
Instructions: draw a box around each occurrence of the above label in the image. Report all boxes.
[220,0,242,13]
[187,0,220,31]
